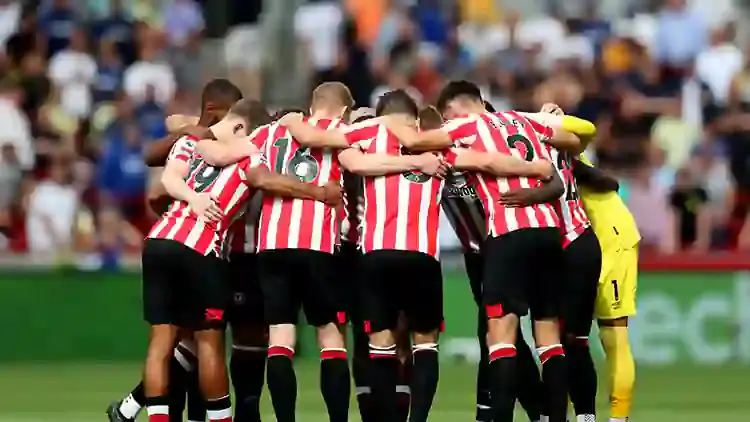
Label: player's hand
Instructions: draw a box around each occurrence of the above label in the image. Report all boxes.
[498,188,539,207]
[533,160,556,181]
[321,181,342,207]
[179,125,214,140]
[416,153,448,178]
[278,112,304,127]
[188,192,223,221]
[540,103,564,116]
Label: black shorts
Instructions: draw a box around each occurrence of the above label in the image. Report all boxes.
[359,250,443,334]
[482,227,564,320]
[561,228,602,336]
[141,238,231,330]
[227,253,264,325]
[335,241,361,325]
[463,251,483,307]
[258,248,344,327]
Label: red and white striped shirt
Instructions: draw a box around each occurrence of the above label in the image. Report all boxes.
[339,171,363,245]
[548,147,590,246]
[444,111,560,237]
[441,170,486,253]
[344,120,443,258]
[253,117,347,253]
[228,194,263,254]
[147,136,267,257]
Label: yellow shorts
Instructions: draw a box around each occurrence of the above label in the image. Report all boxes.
[595,245,638,320]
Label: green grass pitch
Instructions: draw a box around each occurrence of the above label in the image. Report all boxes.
[1,361,747,421]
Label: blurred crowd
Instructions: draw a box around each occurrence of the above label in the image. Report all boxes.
[0,0,749,268]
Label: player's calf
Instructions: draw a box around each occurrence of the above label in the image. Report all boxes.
[230,325,267,422]
[316,322,351,422]
[485,312,521,422]
[534,319,568,422]
[144,324,180,422]
[266,323,297,422]
[410,330,440,422]
[368,328,400,422]
[194,327,232,422]
[599,317,634,422]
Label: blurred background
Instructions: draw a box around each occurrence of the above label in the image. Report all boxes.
[0,0,749,420]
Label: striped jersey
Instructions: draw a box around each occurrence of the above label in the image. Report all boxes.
[147,135,266,257]
[251,116,347,253]
[548,147,590,246]
[443,111,560,236]
[441,170,486,253]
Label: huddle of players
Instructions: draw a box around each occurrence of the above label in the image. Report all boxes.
[106,77,638,422]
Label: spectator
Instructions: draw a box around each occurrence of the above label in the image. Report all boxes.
[94,38,125,103]
[91,0,135,65]
[695,24,742,105]
[163,0,204,91]
[295,0,343,85]
[5,6,40,68]
[38,0,79,57]
[123,39,176,106]
[654,0,707,84]
[0,143,21,214]
[133,86,167,140]
[48,28,97,118]
[97,123,148,233]
[18,51,51,124]
[0,81,33,170]
[0,0,21,53]
[370,68,422,107]
[669,166,711,251]
[25,157,78,253]
[627,162,676,253]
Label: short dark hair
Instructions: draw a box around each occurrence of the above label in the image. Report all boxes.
[436,80,483,112]
[272,108,307,121]
[483,100,496,113]
[201,78,243,107]
[418,106,443,130]
[229,99,271,132]
[375,89,418,118]
[352,115,374,124]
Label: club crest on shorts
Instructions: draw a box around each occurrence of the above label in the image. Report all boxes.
[234,292,246,305]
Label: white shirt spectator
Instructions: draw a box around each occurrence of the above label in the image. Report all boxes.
[26,180,78,253]
[695,43,743,104]
[294,2,342,70]
[0,97,33,169]
[123,60,176,106]
[48,49,97,117]
[0,1,20,52]
[163,0,204,47]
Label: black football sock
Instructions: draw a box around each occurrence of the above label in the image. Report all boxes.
[487,343,517,422]
[475,315,492,422]
[538,344,568,422]
[266,345,297,422]
[369,344,399,422]
[353,331,376,422]
[167,356,188,422]
[230,346,266,422]
[205,394,232,422]
[408,343,438,422]
[320,348,351,422]
[186,369,205,422]
[564,337,597,417]
[396,358,412,422]
[119,382,146,419]
[515,332,543,422]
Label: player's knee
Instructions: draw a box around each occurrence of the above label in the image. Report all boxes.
[316,322,346,349]
[532,319,562,347]
[412,330,438,345]
[487,314,519,343]
[368,329,395,348]
[268,323,295,348]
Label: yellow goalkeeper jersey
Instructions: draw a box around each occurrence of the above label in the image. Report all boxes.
[578,154,641,253]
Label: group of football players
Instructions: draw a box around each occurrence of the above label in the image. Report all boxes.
[104,77,639,422]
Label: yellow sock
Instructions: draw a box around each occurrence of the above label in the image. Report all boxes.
[599,325,635,419]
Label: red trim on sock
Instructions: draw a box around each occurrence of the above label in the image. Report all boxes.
[485,303,505,318]
[574,337,589,346]
[363,320,372,333]
[369,352,397,359]
[209,418,232,422]
[336,311,347,325]
[539,345,565,364]
[321,349,347,360]
[489,346,516,361]
[268,345,294,358]
[148,415,169,422]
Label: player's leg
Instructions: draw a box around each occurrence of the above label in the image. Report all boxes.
[360,251,401,422]
[258,250,300,422]
[481,234,527,422]
[189,253,233,422]
[303,251,350,422]
[228,254,266,422]
[596,246,638,422]
[463,251,493,422]
[394,315,412,422]
[403,252,443,422]
[141,239,182,422]
[561,229,601,421]
[529,229,568,422]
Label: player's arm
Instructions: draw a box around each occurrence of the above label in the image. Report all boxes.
[520,112,595,151]
[245,165,341,206]
[144,133,183,167]
[572,159,620,192]
[380,116,453,151]
[445,148,554,178]
[197,125,266,166]
[338,147,443,176]
[146,179,172,216]
[166,114,200,132]
[278,112,350,149]
[498,171,565,207]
